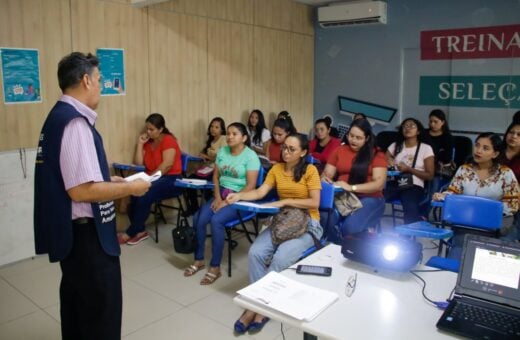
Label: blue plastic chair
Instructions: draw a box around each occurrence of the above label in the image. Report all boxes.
[223,167,266,277]
[299,181,335,259]
[416,194,502,272]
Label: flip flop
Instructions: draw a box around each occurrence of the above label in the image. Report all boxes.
[200,271,221,285]
[183,264,205,277]
[234,319,249,334]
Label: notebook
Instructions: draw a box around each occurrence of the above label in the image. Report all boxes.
[436,234,520,339]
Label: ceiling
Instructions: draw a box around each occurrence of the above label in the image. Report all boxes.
[292,0,352,6]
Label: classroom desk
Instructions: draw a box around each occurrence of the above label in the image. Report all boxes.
[234,244,457,340]
[112,162,145,177]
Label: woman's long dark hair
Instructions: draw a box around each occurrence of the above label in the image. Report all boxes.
[393,117,425,157]
[203,117,226,153]
[344,119,376,185]
[228,122,251,147]
[429,109,451,134]
[146,113,174,137]
[472,132,502,173]
[247,109,267,145]
[276,111,297,135]
[288,133,310,182]
[501,122,520,162]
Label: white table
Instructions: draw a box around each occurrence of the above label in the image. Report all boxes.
[234,244,458,340]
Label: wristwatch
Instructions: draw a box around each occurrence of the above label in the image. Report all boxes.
[351,185,357,192]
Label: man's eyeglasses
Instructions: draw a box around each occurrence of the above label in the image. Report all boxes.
[281,145,299,154]
[345,272,357,297]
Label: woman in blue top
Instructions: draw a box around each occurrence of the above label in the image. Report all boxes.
[183,122,260,285]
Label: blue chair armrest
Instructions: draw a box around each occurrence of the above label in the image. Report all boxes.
[112,162,146,172]
[426,256,460,273]
[395,221,453,240]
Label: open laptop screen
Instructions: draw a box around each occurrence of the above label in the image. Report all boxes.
[457,235,520,308]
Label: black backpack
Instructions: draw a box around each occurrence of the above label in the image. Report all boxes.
[172,219,196,254]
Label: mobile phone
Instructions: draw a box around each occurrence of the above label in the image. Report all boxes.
[113,78,120,88]
[296,265,332,276]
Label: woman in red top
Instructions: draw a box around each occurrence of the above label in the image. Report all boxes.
[322,119,387,242]
[309,117,341,170]
[118,113,183,245]
[263,116,296,165]
[501,120,520,240]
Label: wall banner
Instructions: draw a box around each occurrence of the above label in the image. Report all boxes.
[421,24,520,60]
[419,75,520,109]
[96,48,125,96]
[0,48,42,104]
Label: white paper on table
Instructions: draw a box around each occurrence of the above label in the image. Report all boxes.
[237,271,338,322]
[124,170,161,183]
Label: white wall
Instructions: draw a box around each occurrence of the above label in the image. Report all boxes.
[0,149,36,266]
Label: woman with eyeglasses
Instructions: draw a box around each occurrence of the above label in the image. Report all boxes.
[322,119,387,242]
[433,132,519,257]
[183,122,260,285]
[226,134,322,334]
[385,118,435,224]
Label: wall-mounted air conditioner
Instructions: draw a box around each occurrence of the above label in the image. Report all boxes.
[317,1,387,28]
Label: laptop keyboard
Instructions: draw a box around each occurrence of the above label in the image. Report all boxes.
[448,301,520,337]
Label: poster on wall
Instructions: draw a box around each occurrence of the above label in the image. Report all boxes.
[96,48,125,96]
[0,48,42,104]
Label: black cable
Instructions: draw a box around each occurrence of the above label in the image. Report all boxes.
[280,322,286,340]
[410,270,449,309]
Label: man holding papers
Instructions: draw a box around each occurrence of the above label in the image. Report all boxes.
[227,134,322,334]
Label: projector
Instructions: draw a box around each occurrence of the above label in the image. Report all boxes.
[341,233,422,272]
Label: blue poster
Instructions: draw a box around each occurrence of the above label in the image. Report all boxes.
[97,48,125,96]
[1,48,42,104]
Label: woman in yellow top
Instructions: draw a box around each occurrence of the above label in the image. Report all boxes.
[226,133,322,334]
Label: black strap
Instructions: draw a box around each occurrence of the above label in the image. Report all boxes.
[411,142,421,169]
[308,232,323,250]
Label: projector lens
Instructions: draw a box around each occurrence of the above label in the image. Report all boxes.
[383,245,398,261]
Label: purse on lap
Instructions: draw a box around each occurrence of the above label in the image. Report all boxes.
[334,191,363,216]
[395,142,421,191]
[266,207,309,245]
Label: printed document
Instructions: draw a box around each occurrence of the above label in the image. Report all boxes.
[124,170,161,183]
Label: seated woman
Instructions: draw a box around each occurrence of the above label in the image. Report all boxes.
[118,113,183,245]
[226,134,322,334]
[433,132,519,258]
[500,122,520,240]
[322,119,387,242]
[423,109,454,186]
[184,117,227,216]
[183,122,260,285]
[309,117,341,170]
[263,116,296,165]
[385,118,435,224]
[246,109,270,155]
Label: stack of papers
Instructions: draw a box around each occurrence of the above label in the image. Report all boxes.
[237,271,338,322]
[124,170,161,183]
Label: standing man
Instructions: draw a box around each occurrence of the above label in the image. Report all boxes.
[34,52,150,340]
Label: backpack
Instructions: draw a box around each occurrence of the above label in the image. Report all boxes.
[172,219,196,254]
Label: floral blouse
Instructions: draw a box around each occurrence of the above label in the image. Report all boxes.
[445,164,519,216]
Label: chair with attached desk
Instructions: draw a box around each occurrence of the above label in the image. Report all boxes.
[396,194,503,272]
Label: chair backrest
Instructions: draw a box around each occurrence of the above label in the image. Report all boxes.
[442,194,503,231]
[375,131,399,152]
[452,135,473,168]
[319,181,335,210]
[181,152,189,175]
[256,166,265,187]
[306,154,319,164]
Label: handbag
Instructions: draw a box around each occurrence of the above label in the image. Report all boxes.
[334,191,363,216]
[396,142,421,191]
[437,161,456,178]
[266,207,309,245]
[172,219,196,254]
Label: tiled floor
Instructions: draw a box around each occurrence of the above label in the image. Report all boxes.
[0,217,306,340]
[0,210,437,340]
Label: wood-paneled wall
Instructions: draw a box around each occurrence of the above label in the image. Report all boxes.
[0,0,314,160]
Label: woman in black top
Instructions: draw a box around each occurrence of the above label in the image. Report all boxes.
[424,109,454,178]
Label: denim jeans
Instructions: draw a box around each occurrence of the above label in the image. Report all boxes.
[248,219,321,283]
[126,175,181,237]
[384,183,425,224]
[193,198,242,267]
[339,196,385,236]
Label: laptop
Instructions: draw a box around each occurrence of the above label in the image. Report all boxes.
[437,234,520,339]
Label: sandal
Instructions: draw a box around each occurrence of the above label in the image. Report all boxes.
[183,264,205,277]
[200,271,221,285]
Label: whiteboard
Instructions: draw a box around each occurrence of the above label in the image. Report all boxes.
[0,149,36,266]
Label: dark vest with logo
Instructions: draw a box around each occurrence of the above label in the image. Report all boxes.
[34,101,119,262]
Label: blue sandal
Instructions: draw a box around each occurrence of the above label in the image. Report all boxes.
[234,319,249,334]
[248,317,270,333]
